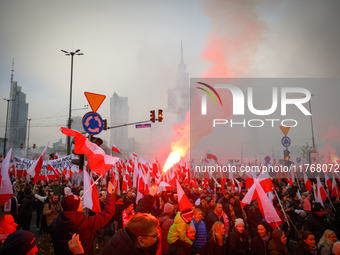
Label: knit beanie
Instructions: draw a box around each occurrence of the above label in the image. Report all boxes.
[164,203,174,214]
[0,230,37,255]
[181,208,194,221]
[313,203,324,212]
[62,194,81,211]
[235,218,244,227]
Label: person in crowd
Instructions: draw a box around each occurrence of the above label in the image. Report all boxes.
[268,229,288,255]
[158,203,175,255]
[0,213,18,248]
[161,190,173,205]
[205,202,231,235]
[250,221,272,255]
[190,208,207,252]
[229,195,246,220]
[204,221,226,255]
[196,196,208,219]
[17,184,26,205]
[191,188,201,204]
[64,187,73,196]
[104,213,160,255]
[51,179,62,198]
[228,218,249,255]
[317,229,338,255]
[224,203,236,224]
[43,194,63,227]
[34,185,45,231]
[304,203,330,244]
[0,230,38,254]
[333,242,340,255]
[247,199,263,237]
[186,225,199,255]
[217,191,230,209]
[17,186,34,231]
[122,200,135,227]
[296,231,317,255]
[49,181,116,255]
[167,208,194,255]
[206,198,215,215]
[301,192,311,213]
[114,195,125,231]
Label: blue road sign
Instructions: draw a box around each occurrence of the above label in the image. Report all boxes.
[136,124,151,128]
[296,157,301,163]
[281,136,291,147]
[265,156,271,162]
[82,112,103,135]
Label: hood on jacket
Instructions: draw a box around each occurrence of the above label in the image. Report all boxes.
[54,211,85,232]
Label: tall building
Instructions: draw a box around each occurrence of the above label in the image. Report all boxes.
[167,41,190,123]
[110,92,129,151]
[7,62,29,149]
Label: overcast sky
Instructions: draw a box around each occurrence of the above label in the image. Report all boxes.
[1,0,340,162]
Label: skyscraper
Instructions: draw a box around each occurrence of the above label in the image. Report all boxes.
[7,63,29,149]
[167,41,190,123]
[110,92,129,152]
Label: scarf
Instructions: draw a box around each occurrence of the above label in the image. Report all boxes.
[222,211,230,234]
[308,246,317,255]
[261,234,270,242]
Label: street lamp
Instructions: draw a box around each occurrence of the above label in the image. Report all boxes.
[26,118,31,158]
[3,98,14,158]
[308,95,316,149]
[61,49,83,155]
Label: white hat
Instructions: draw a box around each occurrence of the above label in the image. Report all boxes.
[235,218,244,227]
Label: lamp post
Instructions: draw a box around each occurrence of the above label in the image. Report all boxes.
[308,95,316,149]
[26,118,31,158]
[61,49,83,155]
[3,98,14,158]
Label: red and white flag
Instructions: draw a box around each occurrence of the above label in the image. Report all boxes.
[54,152,59,159]
[313,183,324,206]
[331,175,340,196]
[157,181,176,194]
[257,171,275,193]
[325,174,332,192]
[112,142,121,154]
[316,175,328,202]
[176,179,192,212]
[27,143,49,182]
[61,128,119,175]
[0,148,14,206]
[241,178,282,229]
[121,168,131,193]
[112,168,120,194]
[304,173,313,192]
[83,170,101,213]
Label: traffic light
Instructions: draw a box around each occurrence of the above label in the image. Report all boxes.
[103,119,107,130]
[158,109,163,122]
[33,144,36,149]
[20,143,23,149]
[49,153,55,160]
[91,137,103,146]
[284,150,290,166]
[150,110,156,123]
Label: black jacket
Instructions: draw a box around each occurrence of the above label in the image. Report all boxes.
[18,193,34,220]
[104,228,159,255]
[304,212,330,242]
[49,193,116,255]
[250,222,272,255]
[205,211,233,234]
[228,228,249,255]
[296,240,314,255]
[136,194,154,214]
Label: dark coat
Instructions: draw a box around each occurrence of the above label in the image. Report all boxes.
[304,212,330,242]
[158,214,175,255]
[231,200,244,219]
[250,235,271,255]
[204,232,225,255]
[228,228,249,255]
[136,194,154,214]
[18,193,34,220]
[296,240,314,255]
[217,196,229,209]
[268,239,289,255]
[104,228,159,255]
[49,193,116,255]
[205,211,232,234]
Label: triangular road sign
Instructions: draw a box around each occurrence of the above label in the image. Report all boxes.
[280,126,290,136]
[84,92,106,113]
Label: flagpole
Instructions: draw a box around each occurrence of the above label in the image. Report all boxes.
[326,194,337,212]
[274,190,290,227]
[80,173,104,200]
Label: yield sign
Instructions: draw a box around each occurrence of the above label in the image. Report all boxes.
[84,92,106,113]
[280,126,290,136]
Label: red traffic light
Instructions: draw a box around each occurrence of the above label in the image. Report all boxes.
[150,110,156,123]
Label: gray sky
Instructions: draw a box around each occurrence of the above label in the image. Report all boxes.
[1,0,340,162]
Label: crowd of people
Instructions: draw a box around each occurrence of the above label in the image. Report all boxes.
[0,173,339,255]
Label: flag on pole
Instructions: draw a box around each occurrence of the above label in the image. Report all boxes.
[0,148,14,206]
[316,175,328,202]
[325,174,332,192]
[206,149,218,162]
[304,173,312,192]
[112,142,121,154]
[61,128,119,175]
[27,143,49,182]
[331,175,340,196]
[176,179,192,212]
[83,170,101,213]
[257,171,275,193]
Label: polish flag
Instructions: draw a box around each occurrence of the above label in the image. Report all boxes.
[313,183,324,206]
[331,175,340,196]
[176,179,192,211]
[54,152,59,159]
[206,149,218,162]
[245,171,254,189]
[325,174,332,192]
[47,162,60,179]
[136,167,145,203]
[257,171,275,193]
[121,168,131,193]
[304,173,313,192]
[287,165,294,186]
[27,143,49,182]
[157,182,176,194]
[241,178,282,229]
[61,128,119,175]
[112,142,121,154]
[316,175,328,202]
[112,169,120,194]
[0,148,14,206]
[83,170,101,213]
